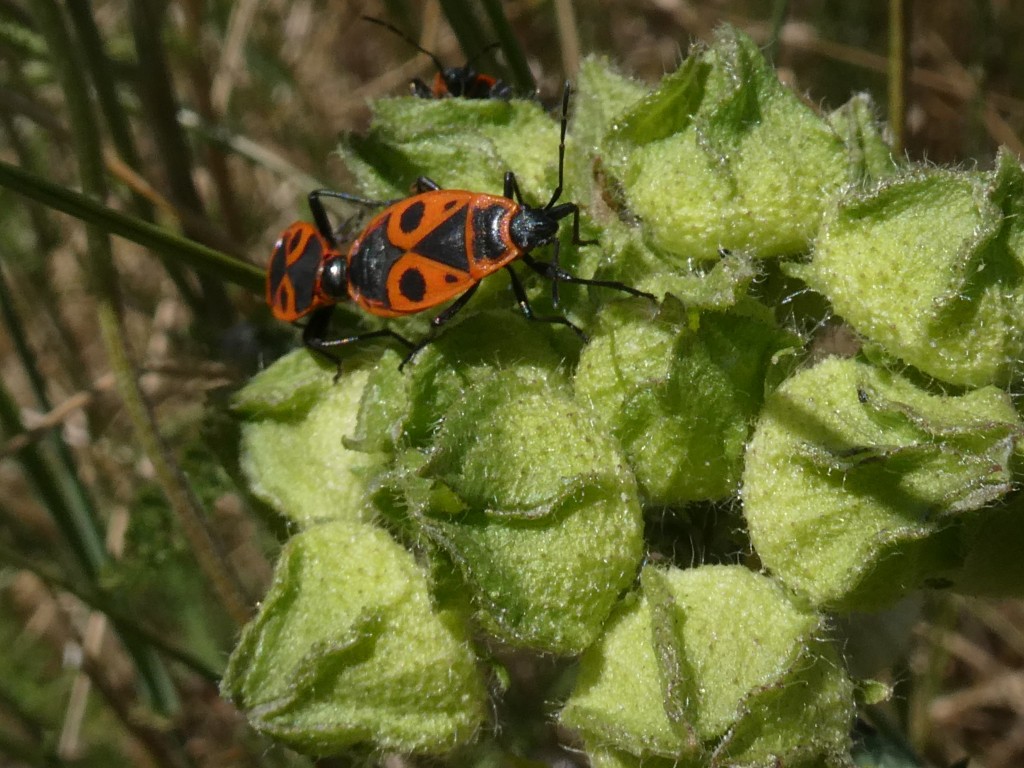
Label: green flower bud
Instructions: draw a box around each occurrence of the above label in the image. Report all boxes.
[575,56,649,155]
[743,356,1021,609]
[344,346,411,456]
[587,747,678,768]
[400,311,575,447]
[576,300,799,504]
[341,96,560,201]
[561,565,854,766]
[221,521,487,755]
[826,93,900,184]
[235,350,384,527]
[792,150,1024,387]
[415,370,644,654]
[581,226,759,310]
[605,26,848,262]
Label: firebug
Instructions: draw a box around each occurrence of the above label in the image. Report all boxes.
[363,15,513,100]
[265,82,656,375]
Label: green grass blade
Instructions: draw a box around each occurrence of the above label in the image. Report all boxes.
[178,108,329,191]
[0,258,104,571]
[64,1,155,222]
[0,541,222,682]
[766,0,790,62]
[128,0,235,325]
[0,11,48,59]
[479,0,535,93]
[0,382,105,578]
[0,159,263,294]
[0,730,58,768]
[437,0,504,81]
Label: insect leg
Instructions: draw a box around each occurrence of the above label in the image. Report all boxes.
[308,192,339,246]
[504,171,524,203]
[546,201,597,246]
[302,306,415,382]
[310,189,394,209]
[506,265,588,341]
[520,252,656,301]
[431,281,480,328]
[488,80,514,100]
[410,78,433,98]
[309,189,400,247]
[550,239,562,308]
[414,176,442,192]
[397,283,481,370]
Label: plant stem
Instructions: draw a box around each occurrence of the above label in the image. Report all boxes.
[888,0,909,156]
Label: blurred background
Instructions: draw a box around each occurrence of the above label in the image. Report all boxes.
[0,1,1023,766]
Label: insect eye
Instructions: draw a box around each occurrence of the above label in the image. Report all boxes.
[321,257,347,300]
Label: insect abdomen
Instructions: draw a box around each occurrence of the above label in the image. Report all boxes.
[267,223,327,321]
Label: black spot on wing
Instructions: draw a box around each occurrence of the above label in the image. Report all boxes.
[411,205,470,271]
[399,268,427,302]
[399,201,426,233]
[348,217,404,306]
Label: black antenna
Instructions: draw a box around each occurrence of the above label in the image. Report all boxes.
[545,82,572,211]
[465,41,501,68]
[363,16,446,73]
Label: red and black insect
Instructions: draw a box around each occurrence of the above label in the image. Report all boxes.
[363,16,513,100]
[265,83,655,373]
[265,220,416,370]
